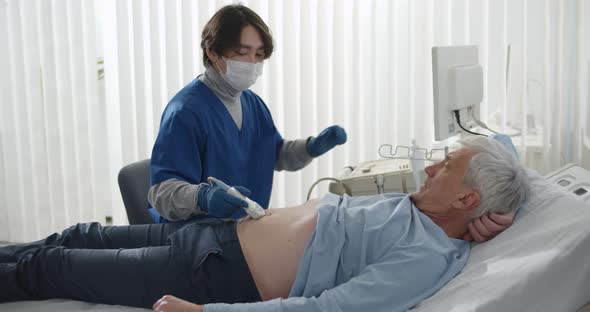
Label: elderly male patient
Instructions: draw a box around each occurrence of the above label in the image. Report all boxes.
[0,136,529,312]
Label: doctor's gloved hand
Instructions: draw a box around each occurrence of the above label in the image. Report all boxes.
[307,125,347,157]
[197,184,251,218]
[463,212,515,242]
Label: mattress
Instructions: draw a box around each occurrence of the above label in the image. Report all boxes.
[0,299,149,311]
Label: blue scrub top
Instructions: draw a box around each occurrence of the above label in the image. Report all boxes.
[149,79,284,221]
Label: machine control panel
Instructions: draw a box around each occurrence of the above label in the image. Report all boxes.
[330,158,423,196]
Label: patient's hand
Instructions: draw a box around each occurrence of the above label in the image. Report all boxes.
[464,212,514,242]
[153,295,202,312]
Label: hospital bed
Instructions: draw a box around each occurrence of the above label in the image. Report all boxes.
[1,163,590,312]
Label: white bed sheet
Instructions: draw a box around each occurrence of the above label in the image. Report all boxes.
[411,169,590,312]
[0,298,149,311]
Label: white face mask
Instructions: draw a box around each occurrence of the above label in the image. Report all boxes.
[221,57,263,91]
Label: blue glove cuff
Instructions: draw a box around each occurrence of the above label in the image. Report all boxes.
[197,185,210,212]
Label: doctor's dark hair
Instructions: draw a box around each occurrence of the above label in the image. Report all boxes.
[201,4,274,66]
[459,136,531,219]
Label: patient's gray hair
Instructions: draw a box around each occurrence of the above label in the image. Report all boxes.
[459,136,530,218]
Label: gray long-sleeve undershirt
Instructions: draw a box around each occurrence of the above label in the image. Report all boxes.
[148,67,314,221]
[148,179,206,221]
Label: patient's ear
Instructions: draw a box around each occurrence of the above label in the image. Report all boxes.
[451,191,480,211]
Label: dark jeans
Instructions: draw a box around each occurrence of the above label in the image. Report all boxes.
[0,219,261,308]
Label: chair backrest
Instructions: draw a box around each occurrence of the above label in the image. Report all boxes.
[117,159,154,224]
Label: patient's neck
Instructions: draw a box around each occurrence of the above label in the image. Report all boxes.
[423,212,470,239]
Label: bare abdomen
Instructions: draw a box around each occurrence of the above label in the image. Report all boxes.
[237,199,319,300]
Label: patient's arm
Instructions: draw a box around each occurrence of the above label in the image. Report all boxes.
[463,212,515,242]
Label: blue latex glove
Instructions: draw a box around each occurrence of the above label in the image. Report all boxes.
[198,184,251,218]
[307,125,347,157]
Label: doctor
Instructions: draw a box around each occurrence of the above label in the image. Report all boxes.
[147,4,347,222]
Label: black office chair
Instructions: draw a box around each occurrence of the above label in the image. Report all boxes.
[117,158,154,224]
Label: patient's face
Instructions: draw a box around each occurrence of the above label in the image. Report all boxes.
[411,147,475,213]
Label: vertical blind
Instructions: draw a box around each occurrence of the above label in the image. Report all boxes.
[0,0,587,243]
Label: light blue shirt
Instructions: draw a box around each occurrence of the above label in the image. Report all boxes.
[205,193,470,312]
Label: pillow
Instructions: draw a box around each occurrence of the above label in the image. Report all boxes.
[489,133,519,160]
